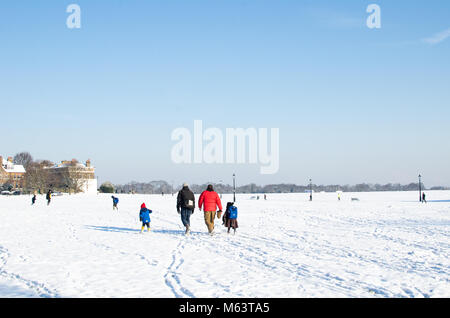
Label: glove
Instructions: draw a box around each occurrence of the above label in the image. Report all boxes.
[217,210,222,219]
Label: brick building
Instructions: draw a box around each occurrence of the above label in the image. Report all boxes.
[0,156,26,189]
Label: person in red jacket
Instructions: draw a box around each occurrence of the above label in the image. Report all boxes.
[198,184,223,235]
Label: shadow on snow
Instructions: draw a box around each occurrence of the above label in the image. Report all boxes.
[84,225,206,236]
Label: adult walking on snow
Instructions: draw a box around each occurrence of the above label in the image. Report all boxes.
[422,192,427,203]
[198,184,223,236]
[46,190,52,206]
[177,183,195,235]
[111,195,119,211]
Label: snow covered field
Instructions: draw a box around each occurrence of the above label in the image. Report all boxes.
[0,191,449,298]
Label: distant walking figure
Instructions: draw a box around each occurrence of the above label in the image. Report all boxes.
[32,194,37,205]
[177,183,195,235]
[198,184,222,235]
[46,190,52,206]
[422,192,427,203]
[112,195,119,210]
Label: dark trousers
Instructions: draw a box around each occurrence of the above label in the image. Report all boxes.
[181,208,192,227]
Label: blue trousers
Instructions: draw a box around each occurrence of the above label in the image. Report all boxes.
[180,208,193,227]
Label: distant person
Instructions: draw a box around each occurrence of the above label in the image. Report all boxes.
[46,190,52,206]
[139,203,152,233]
[264,194,267,200]
[32,194,37,205]
[223,202,239,234]
[338,193,341,201]
[111,195,119,211]
[422,192,427,203]
[198,184,223,236]
[177,183,195,235]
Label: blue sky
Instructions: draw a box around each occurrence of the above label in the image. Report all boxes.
[1,1,449,187]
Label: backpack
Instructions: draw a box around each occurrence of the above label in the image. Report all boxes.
[228,206,238,219]
[114,197,119,204]
[179,189,195,210]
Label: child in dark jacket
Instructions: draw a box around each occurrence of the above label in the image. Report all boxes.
[223,202,238,234]
[139,203,152,233]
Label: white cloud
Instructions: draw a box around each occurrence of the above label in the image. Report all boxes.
[423,28,450,45]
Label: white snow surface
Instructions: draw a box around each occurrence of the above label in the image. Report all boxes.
[0,191,449,298]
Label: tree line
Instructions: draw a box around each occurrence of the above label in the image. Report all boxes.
[104,180,447,195]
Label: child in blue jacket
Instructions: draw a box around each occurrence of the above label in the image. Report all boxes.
[139,203,152,233]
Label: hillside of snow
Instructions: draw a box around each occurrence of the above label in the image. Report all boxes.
[0,191,449,297]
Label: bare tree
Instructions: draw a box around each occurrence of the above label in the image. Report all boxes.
[13,152,34,169]
[24,160,54,194]
[60,165,88,193]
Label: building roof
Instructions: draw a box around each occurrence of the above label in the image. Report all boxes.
[1,158,26,173]
[45,159,94,170]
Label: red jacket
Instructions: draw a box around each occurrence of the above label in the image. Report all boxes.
[198,190,223,212]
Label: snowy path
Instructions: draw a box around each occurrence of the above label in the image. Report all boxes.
[0,191,449,297]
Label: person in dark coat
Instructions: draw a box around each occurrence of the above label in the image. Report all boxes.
[422,192,427,203]
[177,183,195,235]
[32,194,37,205]
[222,202,233,226]
[46,190,52,206]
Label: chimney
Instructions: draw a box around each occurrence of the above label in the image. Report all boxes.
[86,159,91,168]
[7,156,13,163]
